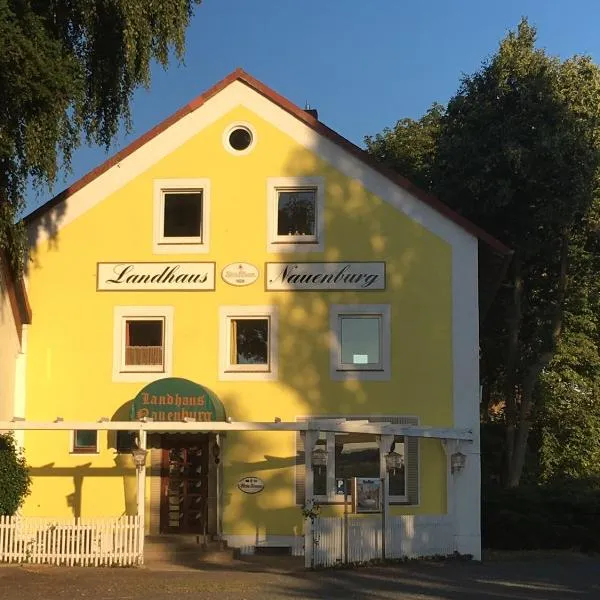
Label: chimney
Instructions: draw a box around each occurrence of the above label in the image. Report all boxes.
[304,103,319,120]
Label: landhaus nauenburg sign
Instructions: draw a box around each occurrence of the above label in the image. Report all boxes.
[265,262,386,291]
[130,378,227,422]
[97,262,215,291]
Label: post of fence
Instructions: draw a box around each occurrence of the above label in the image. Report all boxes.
[382,475,389,560]
[303,428,318,569]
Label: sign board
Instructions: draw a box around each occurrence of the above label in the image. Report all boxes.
[238,476,265,494]
[130,378,226,422]
[265,262,385,291]
[352,477,382,513]
[221,262,259,287]
[97,262,215,291]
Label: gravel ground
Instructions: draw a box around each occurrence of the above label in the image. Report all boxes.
[1,555,599,599]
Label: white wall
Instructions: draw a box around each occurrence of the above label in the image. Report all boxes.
[0,265,21,423]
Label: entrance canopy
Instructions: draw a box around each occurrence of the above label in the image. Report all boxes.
[130,378,226,423]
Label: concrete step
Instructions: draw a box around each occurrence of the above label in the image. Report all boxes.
[143,536,235,566]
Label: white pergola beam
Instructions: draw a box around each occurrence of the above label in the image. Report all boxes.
[0,420,473,440]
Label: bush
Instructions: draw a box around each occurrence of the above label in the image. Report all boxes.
[0,433,31,516]
[483,478,600,552]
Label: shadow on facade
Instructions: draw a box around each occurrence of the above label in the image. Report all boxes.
[28,461,137,518]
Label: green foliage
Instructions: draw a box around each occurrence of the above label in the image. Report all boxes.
[366,18,600,486]
[0,432,31,516]
[0,0,202,271]
[483,479,600,551]
[365,103,444,191]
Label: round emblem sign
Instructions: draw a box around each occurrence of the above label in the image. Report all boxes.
[238,476,265,494]
[221,263,259,287]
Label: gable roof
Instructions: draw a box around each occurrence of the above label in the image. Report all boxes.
[24,68,510,257]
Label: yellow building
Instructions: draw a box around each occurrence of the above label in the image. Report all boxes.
[15,70,509,561]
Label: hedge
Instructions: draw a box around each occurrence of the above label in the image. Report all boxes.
[483,479,600,552]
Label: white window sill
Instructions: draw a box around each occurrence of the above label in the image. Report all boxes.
[218,370,278,382]
[153,242,209,254]
[267,241,324,254]
[331,369,391,382]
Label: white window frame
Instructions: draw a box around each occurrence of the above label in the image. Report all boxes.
[304,416,411,505]
[153,179,210,254]
[219,306,278,381]
[222,121,257,156]
[267,177,324,253]
[70,429,100,455]
[329,304,391,381]
[113,306,174,382]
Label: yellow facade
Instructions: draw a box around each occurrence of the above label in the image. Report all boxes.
[20,73,473,547]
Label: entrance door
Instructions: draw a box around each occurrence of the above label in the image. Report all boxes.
[160,434,209,534]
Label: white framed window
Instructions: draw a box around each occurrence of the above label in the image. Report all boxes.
[113,306,174,382]
[297,416,416,505]
[222,122,257,155]
[153,179,210,254]
[71,430,99,454]
[329,304,391,381]
[267,177,324,252]
[219,306,278,381]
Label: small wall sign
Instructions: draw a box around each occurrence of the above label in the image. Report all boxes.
[238,476,265,494]
[352,477,382,513]
[97,262,215,291]
[222,262,259,287]
[265,262,385,291]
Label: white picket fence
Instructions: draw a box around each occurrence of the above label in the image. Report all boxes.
[0,516,142,566]
[312,515,455,567]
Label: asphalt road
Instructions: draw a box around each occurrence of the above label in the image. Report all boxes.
[1,555,599,599]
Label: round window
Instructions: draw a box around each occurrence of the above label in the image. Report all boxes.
[228,127,253,152]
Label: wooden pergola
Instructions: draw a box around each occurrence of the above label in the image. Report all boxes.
[0,418,473,566]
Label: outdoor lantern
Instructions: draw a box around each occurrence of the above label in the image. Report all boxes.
[450,451,466,474]
[385,451,403,474]
[131,446,148,469]
[311,447,328,468]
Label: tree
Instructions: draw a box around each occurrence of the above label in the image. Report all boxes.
[0,0,202,270]
[366,19,600,487]
[0,433,31,515]
[365,103,444,192]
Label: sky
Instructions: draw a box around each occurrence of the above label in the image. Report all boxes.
[25,0,600,212]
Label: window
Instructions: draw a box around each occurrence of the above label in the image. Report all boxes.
[113,306,174,382]
[267,177,324,252]
[297,417,416,505]
[330,305,391,380]
[223,122,256,155]
[163,191,202,239]
[72,430,98,454]
[230,318,269,367]
[124,319,164,370]
[219,306,278,380]
[153,179,210,253]
[277,189,317,240]
[228,127,253,151]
